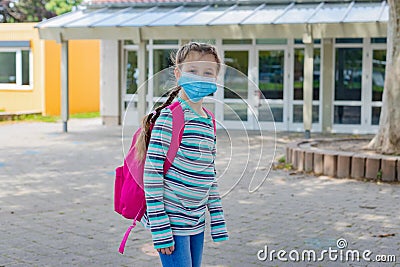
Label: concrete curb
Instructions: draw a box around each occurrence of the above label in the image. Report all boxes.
[286,139,400,182]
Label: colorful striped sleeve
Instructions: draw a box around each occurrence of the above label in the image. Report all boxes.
[208,137,229,242]
[143,108,175,249]
[207,179,229,242]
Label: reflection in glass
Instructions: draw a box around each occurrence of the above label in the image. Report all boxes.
[224,51,248,99]
[334,106,361,124]
[153,49,176,97]
[335,48,362,101]
[22,51,30,85]
[371,107,381,125]
[223,39,252,45]
[371,38,387,44]
[124,40,134,45]
[372,50,386,102]
[0,52,16,84]
[270,106,283,122]
[336,38,362,44]
[293,105,319,123]
[126,51,138,94]
[256,39,287,45]
[293,48,320,100]
[224,103,247,121]
[153,40,178,45]
[258,100,274,122]
[259,50,284,100]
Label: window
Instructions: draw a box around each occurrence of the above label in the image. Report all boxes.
[335,48,362,101]
[0,48,32,88]
[293,48,320,101]
[126,51,138,95]
[223,39,252,45]
[153,49,176,97]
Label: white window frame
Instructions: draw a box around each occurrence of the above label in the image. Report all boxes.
[367,42,386,131]
[0,48,33,90]
[332,38,386,134]
[288,40,322,132]
[255,43,290,132]
[221,43,254,130]
[332,40,365,133]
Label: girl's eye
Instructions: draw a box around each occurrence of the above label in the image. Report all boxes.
[204,71,214,76]
[189,69,197,73]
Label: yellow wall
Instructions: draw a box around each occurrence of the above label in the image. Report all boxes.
[0,23,44,113]
[0,23,100,115]
[44,40,100,116]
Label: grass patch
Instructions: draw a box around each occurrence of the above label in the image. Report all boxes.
[14,114,59,123]
[70,112,100,119]
[278,156,286,163]
[0,111,100,123]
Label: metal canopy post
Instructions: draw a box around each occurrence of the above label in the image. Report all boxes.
[303,27,313,139]
[61,40,69,133]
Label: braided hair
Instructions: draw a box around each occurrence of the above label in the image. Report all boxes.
[134,42,221,161]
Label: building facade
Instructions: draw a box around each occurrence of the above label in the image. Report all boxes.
[36,0,389,133]
[0,23,100,116]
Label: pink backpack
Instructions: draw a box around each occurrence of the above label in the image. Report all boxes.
[114,101,216,254]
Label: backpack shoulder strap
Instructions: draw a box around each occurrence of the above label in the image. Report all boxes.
[203,107,216,135]
[163,101,184,174]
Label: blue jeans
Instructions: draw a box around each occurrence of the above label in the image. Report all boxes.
[158,231,205,267]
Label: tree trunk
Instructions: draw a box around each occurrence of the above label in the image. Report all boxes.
[369,0,400,154]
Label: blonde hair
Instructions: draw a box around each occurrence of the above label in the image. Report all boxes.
[134,42,221,161]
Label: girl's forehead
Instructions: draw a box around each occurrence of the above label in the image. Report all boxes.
[183,52,217,65]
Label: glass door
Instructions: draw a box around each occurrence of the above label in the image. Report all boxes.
[257,49,287,130]
[289,47,321,131]
[222,49,251,129]
[370,48,386,127]
[121,47,139,126]
[333,46,363,131]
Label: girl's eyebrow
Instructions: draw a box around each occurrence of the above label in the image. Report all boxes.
[205,68,216,73]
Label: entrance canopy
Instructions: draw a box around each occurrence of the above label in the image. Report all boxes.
[36,1,388,42]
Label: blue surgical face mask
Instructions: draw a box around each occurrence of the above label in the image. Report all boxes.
[178,71,217,103]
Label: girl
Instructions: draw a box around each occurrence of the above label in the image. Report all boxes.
[136,42,229,267]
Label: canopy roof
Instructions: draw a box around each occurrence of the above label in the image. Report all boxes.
[36,1,388,42]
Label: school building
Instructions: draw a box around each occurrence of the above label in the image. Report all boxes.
[36,0,389,134]
[0,23,100,117]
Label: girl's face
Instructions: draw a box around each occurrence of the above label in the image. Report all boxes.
[174,51,218,81]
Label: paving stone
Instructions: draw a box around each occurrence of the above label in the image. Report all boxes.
[0,120,399,267]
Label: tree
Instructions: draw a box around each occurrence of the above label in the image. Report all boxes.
[45,0,81,16]
[368,0,400,154]
[0,0,81,23]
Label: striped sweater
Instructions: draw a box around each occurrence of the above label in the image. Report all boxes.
[140,97,229,249]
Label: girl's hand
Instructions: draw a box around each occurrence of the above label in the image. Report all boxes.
[157,245,175,255]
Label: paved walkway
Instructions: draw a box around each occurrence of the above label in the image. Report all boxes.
[0,119,399,267]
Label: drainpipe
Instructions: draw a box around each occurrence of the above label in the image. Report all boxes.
[61,40,69,133]
[303,25,313,139]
